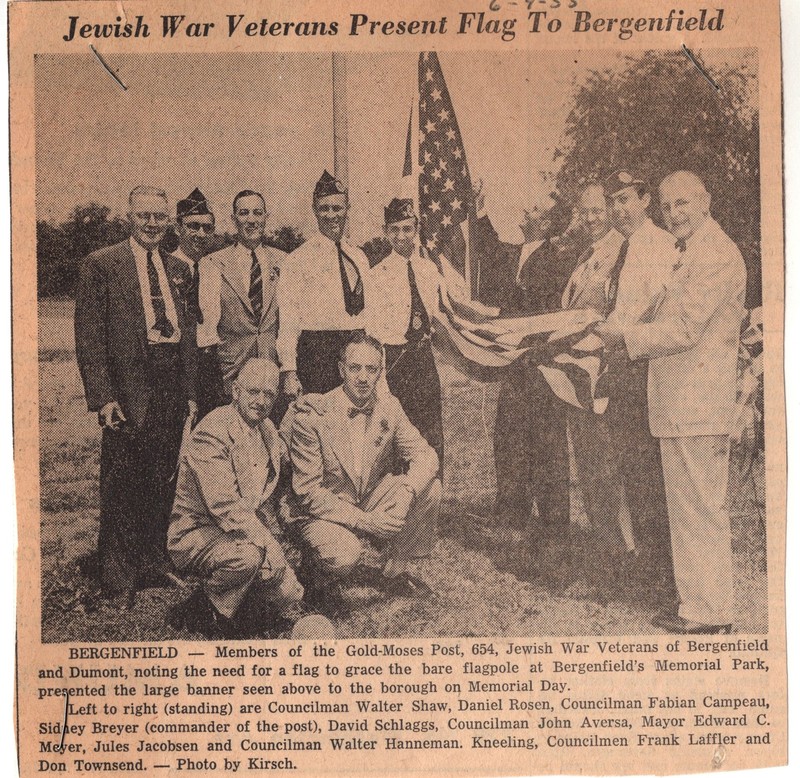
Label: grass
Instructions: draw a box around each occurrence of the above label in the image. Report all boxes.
[37,316,768,642]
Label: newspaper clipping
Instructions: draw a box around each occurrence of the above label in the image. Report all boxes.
[10,0,786,775]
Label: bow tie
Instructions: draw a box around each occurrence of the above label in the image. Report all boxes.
[348,405,374,418]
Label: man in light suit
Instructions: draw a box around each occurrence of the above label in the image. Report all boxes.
[561,183,632,577]
[596,171,746,634]
[287,332,441,611]
[74,186,197,602]
[168,358,304,638]
[600,170,679,606]
[201,190,283,404]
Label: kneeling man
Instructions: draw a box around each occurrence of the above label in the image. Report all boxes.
[288,331,441,610]
[168,358,303,637]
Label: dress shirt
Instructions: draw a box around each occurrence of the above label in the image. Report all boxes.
[129,237,181,344]
[277,233,372,372]
[237,413,269,500]
[369,247,441,346]
[606,218,677,326]
[344,400,371,494]
[561,228,625,309]
[198,243,274,349]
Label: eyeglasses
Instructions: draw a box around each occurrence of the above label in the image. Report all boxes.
[183,222,214,234]
[134,212,169,223]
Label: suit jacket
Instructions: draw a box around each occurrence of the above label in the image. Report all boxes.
[288,386,439,528]
[201,243,283,392]
[508,239,577,316]
[469,213,519,309]
[168,404,285,569]
[561,229,626,313]
[74,239,197,427]
[624,218,747,438]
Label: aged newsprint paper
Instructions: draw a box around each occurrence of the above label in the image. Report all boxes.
[9,0,787,775]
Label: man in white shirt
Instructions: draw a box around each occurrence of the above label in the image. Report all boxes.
[172,188,225,420]
[370,198,443,468]
[277,171,373,398]
[596,171,680,609]
[74,186,198,603]
[287,332,440,612]
[597,172,746,634]
[169,358,306,638]
[200,190,283,410]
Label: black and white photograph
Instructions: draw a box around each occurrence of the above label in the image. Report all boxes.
[35,47,766,643]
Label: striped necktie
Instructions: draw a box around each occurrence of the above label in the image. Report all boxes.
[146,250,174,338]
[249,249,263,320]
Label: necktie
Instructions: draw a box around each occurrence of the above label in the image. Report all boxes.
[249,249,263,321]
[405,260,430,342]
[190,261,203,325]
[605,239,629,315]
[675,238,687,252]
[336,242,365,316]
[146,250,174,338]
[348,405,374,418]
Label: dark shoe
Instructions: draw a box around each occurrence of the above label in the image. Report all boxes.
[169,588,240,638]
[382,571,434,599]
[303,580,348,614]
[650,602,681,630]
[657,613,732,634]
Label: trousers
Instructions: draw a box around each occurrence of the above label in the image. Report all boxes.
[295,474,441,579]
[176,526,303,618]
[494,360,569,530]
[660,436,734,625]
[98,345,185,595]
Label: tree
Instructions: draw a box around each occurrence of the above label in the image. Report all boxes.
[554,50,760,307]
[37,204,129,298]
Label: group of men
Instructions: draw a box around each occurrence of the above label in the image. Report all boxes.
[482,169,745,636]
[74,164,746,638]
[74,173,444,638]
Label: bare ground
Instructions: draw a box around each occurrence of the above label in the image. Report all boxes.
[37,300,768,642]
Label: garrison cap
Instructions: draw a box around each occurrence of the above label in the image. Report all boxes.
[384,198,416,224]
[177,188,212,218]
[314,170,347,200]
[603,171,648,198]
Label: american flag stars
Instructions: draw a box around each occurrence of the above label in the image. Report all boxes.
[417,52,475,257]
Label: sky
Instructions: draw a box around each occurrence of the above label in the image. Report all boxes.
[35,48,753,244]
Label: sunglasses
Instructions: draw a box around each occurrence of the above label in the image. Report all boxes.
[183,222,214,233]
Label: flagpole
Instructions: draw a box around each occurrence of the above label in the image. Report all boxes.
[332,53,348,190]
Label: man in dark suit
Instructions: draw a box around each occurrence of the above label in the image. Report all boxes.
[74,185,197,603]
[488,195,577,546]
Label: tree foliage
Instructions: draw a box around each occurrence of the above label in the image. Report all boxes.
[554,50,760,307]
[37,204,130,298]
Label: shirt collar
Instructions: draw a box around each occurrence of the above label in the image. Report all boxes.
[130,236,157,260]
[593,228,622,251]
[627,217,654,245]
[338,386,377,416]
